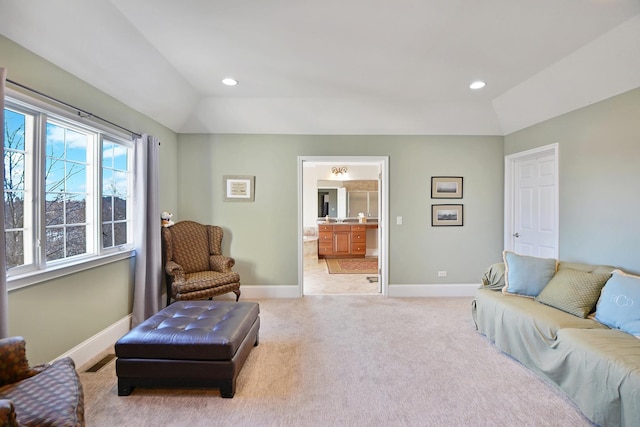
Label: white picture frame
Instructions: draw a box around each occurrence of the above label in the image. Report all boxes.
[223,175,255,202]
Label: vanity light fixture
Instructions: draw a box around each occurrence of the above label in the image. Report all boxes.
[469,80,486,90]
[222,78,238,86]
[331,166,348,177]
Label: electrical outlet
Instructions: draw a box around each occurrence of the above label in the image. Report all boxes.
[438,271,447,277]
[397,216,403,225]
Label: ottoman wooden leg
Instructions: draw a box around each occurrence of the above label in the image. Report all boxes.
[220,379,236,398]
[118,379,134,396]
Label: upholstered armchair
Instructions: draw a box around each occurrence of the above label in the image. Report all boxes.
[161,220,241,305]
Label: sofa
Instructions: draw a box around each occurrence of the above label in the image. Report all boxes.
[0,336,84,426]
[472,252,640,427]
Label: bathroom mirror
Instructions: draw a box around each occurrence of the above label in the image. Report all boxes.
[317,180,378,219]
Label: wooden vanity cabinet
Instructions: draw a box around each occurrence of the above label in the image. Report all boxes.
[350,225,367,256]
[317,223,366,258]
[317,224,334,257]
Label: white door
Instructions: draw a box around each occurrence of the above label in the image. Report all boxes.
[505,144,559,258]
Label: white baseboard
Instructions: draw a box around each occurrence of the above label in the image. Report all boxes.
[54,315,131,367]
[387,283,479,297]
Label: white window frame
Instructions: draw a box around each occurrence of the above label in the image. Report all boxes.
[4,90,135,291]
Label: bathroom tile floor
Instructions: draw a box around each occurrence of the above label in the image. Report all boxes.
[303,256,380,295]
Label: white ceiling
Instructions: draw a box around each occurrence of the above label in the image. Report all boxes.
[1,0,639,135]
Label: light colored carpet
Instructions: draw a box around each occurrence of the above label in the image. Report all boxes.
[80,296,594,426]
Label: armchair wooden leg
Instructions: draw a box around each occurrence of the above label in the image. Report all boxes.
[233,289,241,301]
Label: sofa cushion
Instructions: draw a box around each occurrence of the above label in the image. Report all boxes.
[473,288,607,357]
[595,270,640,338]
[535,268,611,318]
[502,251,557,297]
[551,328,640,426]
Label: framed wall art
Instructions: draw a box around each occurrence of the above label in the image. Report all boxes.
[431,204,463,226]
[431,176,463,199]
[223,175,255,202]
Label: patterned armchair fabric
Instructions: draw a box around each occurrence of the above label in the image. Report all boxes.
[0,337,40,387]
[162,221,241,305]
[0,337,84,427]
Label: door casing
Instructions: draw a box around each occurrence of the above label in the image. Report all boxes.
[298,156,389,297]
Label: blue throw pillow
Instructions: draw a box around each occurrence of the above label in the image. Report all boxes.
[502,251,557,297]
[595,270,640,338]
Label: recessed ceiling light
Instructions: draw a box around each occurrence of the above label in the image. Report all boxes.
[470,81,486,90]
[222,78,238,86]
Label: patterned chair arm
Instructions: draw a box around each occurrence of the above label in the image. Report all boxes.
[165,260,185,282]
[0,337,43,387]
[0,399,18,427]
[210,255,235,273]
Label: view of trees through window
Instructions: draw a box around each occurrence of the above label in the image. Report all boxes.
[45,121,90,261]
[3,101,132,274]
[4,109,28,269]
[102,140,129,248]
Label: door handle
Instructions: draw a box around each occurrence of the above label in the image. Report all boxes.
[513,232,520,238]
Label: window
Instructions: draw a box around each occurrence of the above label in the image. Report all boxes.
[101,139,130,249]
[3,95,134,288]
[4,107,33,270]
[45,120,92,261]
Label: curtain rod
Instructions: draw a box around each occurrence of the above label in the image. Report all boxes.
[6,79,142,138]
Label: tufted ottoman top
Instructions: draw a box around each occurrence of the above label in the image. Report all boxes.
[115,301,260,361]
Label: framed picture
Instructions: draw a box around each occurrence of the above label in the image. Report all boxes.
[432,204,463,226]
[223,175,255,202]
[431,176,463,199]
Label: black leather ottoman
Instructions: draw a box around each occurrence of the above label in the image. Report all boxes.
[115,300,260,398]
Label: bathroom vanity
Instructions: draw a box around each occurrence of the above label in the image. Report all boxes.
[317,221,377,258]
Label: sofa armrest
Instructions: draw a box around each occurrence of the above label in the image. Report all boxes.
[165,260,185,282]
[210,255,235,273]
[0,399,18,427]
[481,262,506,290]
[0,337,40,386]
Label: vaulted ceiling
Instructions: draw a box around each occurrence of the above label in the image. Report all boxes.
[1,0,639,135]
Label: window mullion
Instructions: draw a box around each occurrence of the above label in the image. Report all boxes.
[34,112,47,270]
[89,134,100,255]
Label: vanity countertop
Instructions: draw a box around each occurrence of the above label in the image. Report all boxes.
[317,218,378,225]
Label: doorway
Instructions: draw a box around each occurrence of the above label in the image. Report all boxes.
[297,156,389,296]
[504,143,559,258]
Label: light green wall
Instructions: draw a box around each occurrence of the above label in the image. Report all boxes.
[177,134,505,286]
[8,260,133,363]
[1,35,179,363]
[505,88,640,274]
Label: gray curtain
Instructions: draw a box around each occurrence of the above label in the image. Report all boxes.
[132,134,162,327]
[0,68,8,338]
